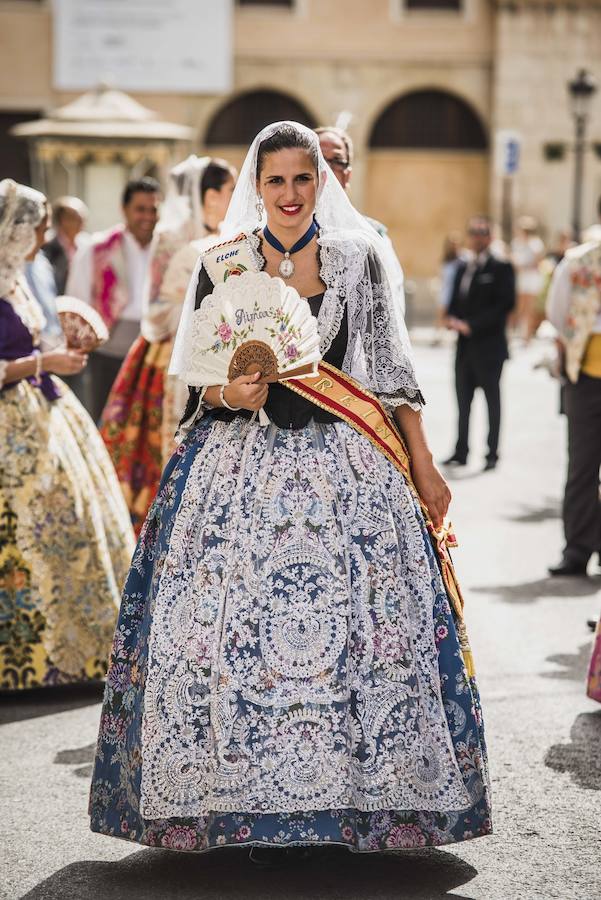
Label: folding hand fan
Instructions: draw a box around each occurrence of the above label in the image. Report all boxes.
[183,270,321,387]
[55,295,109,351]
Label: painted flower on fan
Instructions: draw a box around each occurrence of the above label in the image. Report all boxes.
[285,344,299,360]
[217,322,233,343]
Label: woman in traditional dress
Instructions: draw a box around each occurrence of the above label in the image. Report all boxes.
[90,123,491,857]
[100,156,236,533]
[511,216,545,341]
[588,626,601,702]
[0,180,135,691]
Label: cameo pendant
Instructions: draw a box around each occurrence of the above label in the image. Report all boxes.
[278,252,294,279]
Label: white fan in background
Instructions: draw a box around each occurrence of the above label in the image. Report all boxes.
[183,270,321,388]
[55,295,109,351]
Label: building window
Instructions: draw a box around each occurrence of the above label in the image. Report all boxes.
[0,111,41,186]
[405,1,461,9]
[206,90,316,146]
[369,90,487,151]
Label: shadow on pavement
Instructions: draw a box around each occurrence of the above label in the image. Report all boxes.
[545,711,601,791]
[542,642,593,682]
[54,741,97,779]
[439,467,483,483]
[20,845,478,900]
[503,499,561,524]
[471,575,601,604]
[0,682,104,726]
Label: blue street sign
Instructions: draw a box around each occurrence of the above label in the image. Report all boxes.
[496,131,522,177]
[505,139,520,175]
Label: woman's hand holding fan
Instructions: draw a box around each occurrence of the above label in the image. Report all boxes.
[183,271,321,421]
[222,372,268,412]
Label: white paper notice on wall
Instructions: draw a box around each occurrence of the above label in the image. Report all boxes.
[52,0,233,94]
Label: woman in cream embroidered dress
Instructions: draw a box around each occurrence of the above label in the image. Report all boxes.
[100,157,236,534]
[0,180,135,691]
[90,123,491,856]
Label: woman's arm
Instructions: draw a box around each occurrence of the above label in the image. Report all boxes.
[1,349,87,388]
[2,354,39,386]
[394,404,451,530]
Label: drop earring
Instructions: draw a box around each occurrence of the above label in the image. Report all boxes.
[256,196,264,219]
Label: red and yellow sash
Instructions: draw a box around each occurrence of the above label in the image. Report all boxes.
[285,362,474,675]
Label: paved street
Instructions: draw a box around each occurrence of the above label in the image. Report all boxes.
[2,336,600,900]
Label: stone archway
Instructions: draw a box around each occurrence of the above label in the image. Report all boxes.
[204,89,317,172]
[366,89,490,291]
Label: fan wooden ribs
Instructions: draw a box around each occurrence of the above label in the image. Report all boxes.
[228,340,316,383]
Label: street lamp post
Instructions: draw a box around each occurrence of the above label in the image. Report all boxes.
[567,69,598,243]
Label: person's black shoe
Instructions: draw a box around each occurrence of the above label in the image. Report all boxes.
[548,560,588,577]
[587,619,598,633]
[442,455,467,467]
[483,459,497,472]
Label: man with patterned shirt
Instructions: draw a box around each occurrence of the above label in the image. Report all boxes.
[67,177,160,422]
[547,199,601,577]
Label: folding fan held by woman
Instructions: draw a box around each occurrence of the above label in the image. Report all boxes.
[90,123,491,857]
[0,179,135,691]
[100,156,237,534]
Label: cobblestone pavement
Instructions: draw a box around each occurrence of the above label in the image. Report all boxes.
[2,337,600,900]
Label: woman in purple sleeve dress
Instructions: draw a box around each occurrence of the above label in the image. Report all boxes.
[0,179,135,690]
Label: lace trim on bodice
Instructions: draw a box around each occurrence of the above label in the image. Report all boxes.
[252,231,346,358]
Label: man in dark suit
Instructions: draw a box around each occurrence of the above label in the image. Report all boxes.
[42,196,88,294]
[443,216,516,471]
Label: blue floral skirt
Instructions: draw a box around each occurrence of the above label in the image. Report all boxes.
[89,415,491,852]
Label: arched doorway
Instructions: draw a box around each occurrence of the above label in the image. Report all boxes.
[204,90,317,172]
[366,89,489,296]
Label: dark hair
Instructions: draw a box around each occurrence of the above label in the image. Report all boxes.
[52,195,88,225]
[122,176,161,207]
[467,214,492,233]
[256,124,318,177]
[200,158,236,200]
[315,125,354,166]
[442,232,462,263]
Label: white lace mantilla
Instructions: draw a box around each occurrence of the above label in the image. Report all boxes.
[140,419,470,817]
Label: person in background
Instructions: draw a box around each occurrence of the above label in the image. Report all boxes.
[434,233,469,341]
[511,216,545,341]
[315,125,406,317]
[67,177,160,422]
[537,230,574,322]
[0,179,134,691]
[546,204,601,578]
[100,157,236,534]
[23,199,63,349]
[42,196,89,294]
[444,215,516,472]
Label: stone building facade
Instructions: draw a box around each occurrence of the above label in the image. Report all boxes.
[0,0,600,307]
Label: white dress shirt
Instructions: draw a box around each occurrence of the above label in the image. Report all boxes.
[66,229,153,322]
[546,256,601,338]
[66,229,154,358]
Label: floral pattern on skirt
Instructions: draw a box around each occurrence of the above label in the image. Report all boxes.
[90,415,492,851]
[587,619,601,702]
[0,379,135,690]
[100,336,170,535]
